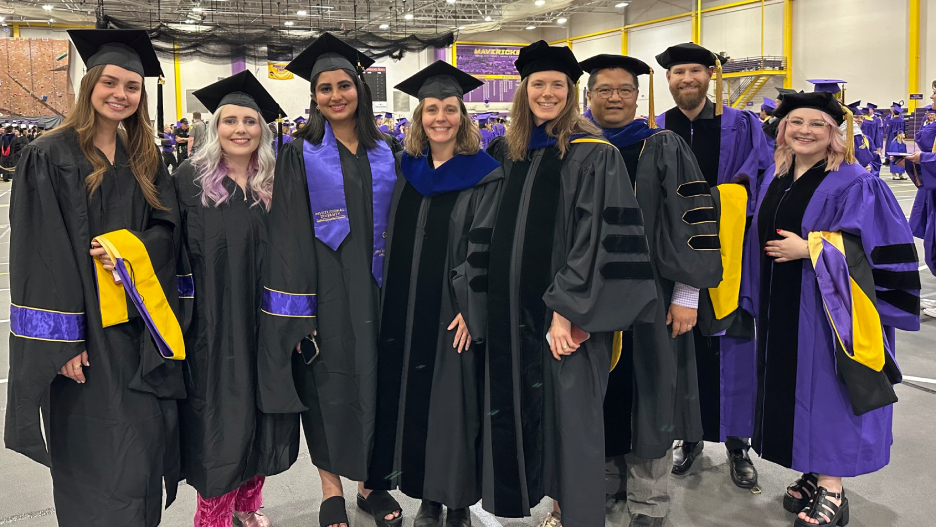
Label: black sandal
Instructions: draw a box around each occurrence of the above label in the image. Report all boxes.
[320,496,350,527]
[356,490,403,527]
[784,472,819,513]
[793,487,849,527]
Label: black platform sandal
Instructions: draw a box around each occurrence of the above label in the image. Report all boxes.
[793,487,849,527]
[320,496,350,527]
[783,472,819,513]
[356,490,403,527]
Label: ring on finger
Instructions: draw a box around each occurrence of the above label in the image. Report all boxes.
[73,364,81,370]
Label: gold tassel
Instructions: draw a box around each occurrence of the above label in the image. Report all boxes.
[715,57,724,116]
[841,103,856,165]
[648,67,657,129]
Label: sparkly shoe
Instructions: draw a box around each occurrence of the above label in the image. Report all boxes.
[234,509,272,527]
[537,511,562,527]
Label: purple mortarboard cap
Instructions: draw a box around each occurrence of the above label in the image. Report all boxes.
[761,97,777,111]
[807,79,846,93]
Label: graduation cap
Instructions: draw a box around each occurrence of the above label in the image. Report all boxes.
[774,91,856,163]
[383,113,393,119]
[192,70,284,124]
[807,79,846,94]
[761,97,777,112]
[514,40,584,82]
[579,54,657,128]
[865,102,878,110]
[286,32,374,83]
[892,101,905,113]
[395,60,484,101]
[655,43,724,116]
[655,43,718,69]
[68,29,162,77]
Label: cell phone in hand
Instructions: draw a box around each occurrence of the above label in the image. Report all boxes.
[299,335,320,365]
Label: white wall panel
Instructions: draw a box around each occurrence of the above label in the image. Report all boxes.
[626,20,693,117]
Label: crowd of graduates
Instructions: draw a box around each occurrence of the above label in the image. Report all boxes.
[2,28,930,527]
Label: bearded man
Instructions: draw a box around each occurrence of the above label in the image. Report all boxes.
[654,43,772,490]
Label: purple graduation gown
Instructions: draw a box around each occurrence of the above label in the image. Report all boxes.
[752,162,920,476]
[909,123,936,274]
[861,115,884,151]
[657,104,774,441]
[886,140,907,174]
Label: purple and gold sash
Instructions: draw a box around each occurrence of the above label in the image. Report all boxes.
[302,123,396,286]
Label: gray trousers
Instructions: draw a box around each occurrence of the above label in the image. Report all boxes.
[606,449,674,518]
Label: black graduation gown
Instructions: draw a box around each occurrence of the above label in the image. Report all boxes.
[4,130,187,527]
[174,162,299,499]
[603,130,722,460]
[257,137,400,481]
[481,136,657,527]
[367,152,504,509]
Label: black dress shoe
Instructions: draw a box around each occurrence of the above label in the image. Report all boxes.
[671,441,703,475]
[629,514,664,527]
[414,500,443,527]
[727,448,758,489]
[445,507,471,527]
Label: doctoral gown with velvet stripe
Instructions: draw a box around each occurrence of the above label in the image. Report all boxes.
[753,160,920,476]
[4,129,189,527]
[657,100,773,442]
[257,136,400,482]
[174,162,299,499]
[366,150,503,509]
[599,125,722,461]
[481,135,657,527]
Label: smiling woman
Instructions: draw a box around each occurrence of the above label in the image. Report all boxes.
[4,29,189,527]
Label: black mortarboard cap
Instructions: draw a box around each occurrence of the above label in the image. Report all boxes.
[773,91,846,125]
[68,29,162,77]
[514,41,584,82]
[579,54,651,77]
[655,43,718,69]
[192,71,284,123]
[286,32,374,83]
[395,60,484,100]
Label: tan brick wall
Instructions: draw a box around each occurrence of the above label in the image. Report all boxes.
[0,38,73,117]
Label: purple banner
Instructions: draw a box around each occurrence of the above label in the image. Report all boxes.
[455,44,522,103]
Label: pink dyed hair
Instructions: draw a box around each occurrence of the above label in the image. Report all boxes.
[774,111,846,176]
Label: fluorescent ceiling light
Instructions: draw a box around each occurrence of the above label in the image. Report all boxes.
[484,15,492,21]
[557,17,567,23]
[526,25,536,30]
[192,7,203,12]
[534,0,545,5]
[43,5,53,11]
[615,2,629,7]
[457,26,465,29]
[447,0,456,3]
[404,13,414,20]
[297,10,306,15]
[284,20,294,26]
[379,23,390,29]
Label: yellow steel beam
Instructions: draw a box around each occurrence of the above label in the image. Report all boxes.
[453,41,530,46]
[909,0,921,111]
[12,23,20,37]
[694,0,703,43]
[624,12,692,30]
[701,0,762,14]
[174,39,182,121]
[783,0,792,89]
[621,29,628,55]
[722,69,787,79]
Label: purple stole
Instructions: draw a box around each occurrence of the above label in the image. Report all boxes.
[302,122,396,286]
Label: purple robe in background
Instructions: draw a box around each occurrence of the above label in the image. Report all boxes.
[657,103,774,442]
[883,114,905,147]
[761,122,776,151]
[752,162,919,476]
[886,140,907,175]
[909,122,936,274]
[861,115,884,151]
[493,123,506,137]
[479,128,494,151]
[854,132,879,176]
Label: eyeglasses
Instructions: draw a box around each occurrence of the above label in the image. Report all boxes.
[786,118,830,131]
[592,87,637,99]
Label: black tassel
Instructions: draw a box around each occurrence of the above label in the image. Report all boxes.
[156,76,166,135]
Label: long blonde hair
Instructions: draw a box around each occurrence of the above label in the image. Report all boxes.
[774,112,846,176]
[505,75,602,161]
[48,64,166,209]
[404,98,481,157]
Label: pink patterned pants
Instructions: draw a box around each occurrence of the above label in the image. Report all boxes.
[194,475,266,527]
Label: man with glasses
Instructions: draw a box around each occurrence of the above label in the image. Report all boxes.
[655,43,772,491]
[582,54,723,527]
